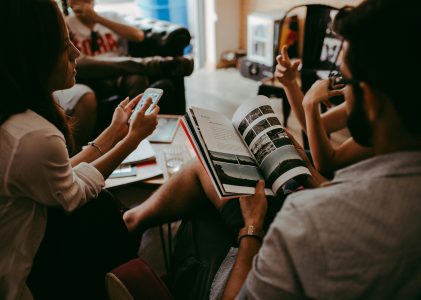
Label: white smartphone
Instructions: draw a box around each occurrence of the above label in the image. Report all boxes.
[129,88,163,122]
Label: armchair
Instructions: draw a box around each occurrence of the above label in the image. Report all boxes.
[106,258,173,300]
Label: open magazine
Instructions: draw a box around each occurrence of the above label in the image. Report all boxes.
[181,95,311,199]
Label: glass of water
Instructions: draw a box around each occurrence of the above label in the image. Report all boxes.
[163,145,185,176]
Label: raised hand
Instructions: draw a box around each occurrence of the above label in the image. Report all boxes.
[71,0,98,24]
[303,79,344,109]
[128,97,159,142]
[107,93,159,142]
[274,45,301,87]
[106,96,136,142]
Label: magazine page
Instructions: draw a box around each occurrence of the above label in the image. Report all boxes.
[182,112,230,198]
[106,162,163,188]
[121,139,155,165]
[182,111,222,190]
[189,106,273,196]
[232,96,311,193]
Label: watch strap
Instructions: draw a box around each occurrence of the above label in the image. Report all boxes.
[237,225,264,243]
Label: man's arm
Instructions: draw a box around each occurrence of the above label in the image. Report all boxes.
[72,1,144,42]
[222,181,267,300]
[224,189,325,299]
[95,14,144,42]
[223,238,262,300]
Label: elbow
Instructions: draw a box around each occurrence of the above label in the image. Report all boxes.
[56,192,85,213]
[131,30,144,43]
[55,181,100,213]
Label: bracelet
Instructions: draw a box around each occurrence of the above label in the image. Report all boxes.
[87,141,103,155]
[238,234,263,244]
[237,225,264,244]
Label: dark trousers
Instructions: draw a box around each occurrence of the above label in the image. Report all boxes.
[27,190,138,300]
[169,196,285,300]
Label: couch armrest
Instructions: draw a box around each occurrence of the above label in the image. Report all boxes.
[128,18,191,57]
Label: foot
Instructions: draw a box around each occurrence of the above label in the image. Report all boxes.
[164,56,194,77]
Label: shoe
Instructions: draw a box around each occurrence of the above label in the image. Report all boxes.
[165,56,194,77]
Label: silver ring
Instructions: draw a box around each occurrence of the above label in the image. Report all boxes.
[118,104,124,109]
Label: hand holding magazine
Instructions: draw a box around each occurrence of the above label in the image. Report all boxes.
[182,96,311,199]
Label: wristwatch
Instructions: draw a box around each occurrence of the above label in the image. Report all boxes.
[237,225,265,243]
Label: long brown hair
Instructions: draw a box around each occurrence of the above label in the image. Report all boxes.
[0,0,74,151]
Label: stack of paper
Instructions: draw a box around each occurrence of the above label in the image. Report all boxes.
[107,139,163,187]
[122,139,156,165]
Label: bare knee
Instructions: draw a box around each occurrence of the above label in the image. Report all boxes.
[190,158,230,210]
[189,159,204,175]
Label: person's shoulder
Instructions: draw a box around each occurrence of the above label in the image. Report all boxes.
[284,184,345,210]
[1,111,66,164]
[3,110,64,142]
[277,183,363,227]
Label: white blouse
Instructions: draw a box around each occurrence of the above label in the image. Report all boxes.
[0,110,105,300]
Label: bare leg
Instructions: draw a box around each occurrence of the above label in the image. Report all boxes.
[123,159,230,233]
[72,92,97,149]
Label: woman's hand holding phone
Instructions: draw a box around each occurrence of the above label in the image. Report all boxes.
[128,97,159,142]
[108,95,141,143]
[106,93,159,146]
[128,88,163,123]
[87,95,159,179]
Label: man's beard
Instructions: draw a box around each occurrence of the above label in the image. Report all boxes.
[346,83,373,147]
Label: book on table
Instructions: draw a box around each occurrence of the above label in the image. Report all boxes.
[121,139,156,165]
[107,139,163,186]
[109,164,138,178]
[181,95,311,199]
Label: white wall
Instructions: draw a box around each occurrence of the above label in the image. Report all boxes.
[187,0,206,68]
[204,0,241,68]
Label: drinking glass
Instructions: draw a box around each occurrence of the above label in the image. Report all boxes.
[163,145,185,176]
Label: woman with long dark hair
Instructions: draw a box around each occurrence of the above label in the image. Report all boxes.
[0,0,159,299]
